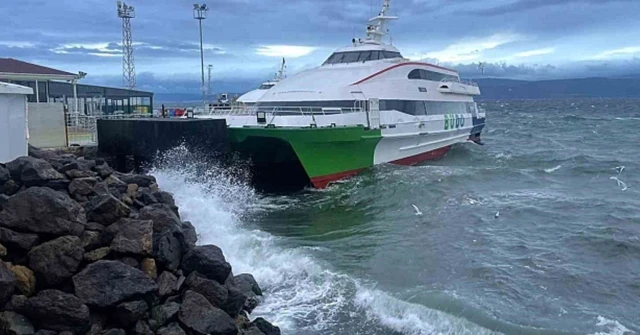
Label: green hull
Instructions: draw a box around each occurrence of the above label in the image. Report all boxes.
[228,126,382,188]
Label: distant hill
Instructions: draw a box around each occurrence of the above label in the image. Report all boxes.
[474,77,640,100]
[154,77,640,103]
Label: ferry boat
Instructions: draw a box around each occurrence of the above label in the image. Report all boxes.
[200,0,486,189]
[236,58,287,106]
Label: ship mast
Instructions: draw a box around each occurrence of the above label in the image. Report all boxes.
[364,0,397,44]
[275,58,286,81]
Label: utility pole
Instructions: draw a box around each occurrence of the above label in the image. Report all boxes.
[207,64,213,103]
[193,4,208,111]
[117,1,136,90]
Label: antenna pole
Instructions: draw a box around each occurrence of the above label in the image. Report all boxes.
[193,4,209,111]
[207,64,213,102]
[117,1,136,90]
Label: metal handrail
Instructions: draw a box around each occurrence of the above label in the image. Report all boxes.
[440,78,479,87]
[207,105,365,116]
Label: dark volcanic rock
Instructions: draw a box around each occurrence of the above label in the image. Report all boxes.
[181,222,197,249]
[153,231,182,271]
[5,295,27,313]
[118,257,140,268]
[151,301,180,326]
[117,173,156,188]
[110,219,153,256]
[86,194,131,225]
[0,243,6,257]
[94,164,114,178]
[0,262,16,306]
[222,286,248,317]
[252,318,281,335]
[73,260,158,307]
[0,311,34,335]
[33,330,56,335]
[133,320,154,335]
[178,290,237,335]
[0,187,86,236]
[138,188,158,205]
[24,289,90,332]
[80,229,102,250]
[0,227,39,251]
[0,194,8,211]
[42,179,70,192]
[181,245,232,284]
[83,247,110,262]
[6,157,65,187]
[103,329,125,335]
[69,177,98,199]
[154,191,176,207]
[157,322,187,335]
[157,271,178,297]
[0,165,9,184]
[28,236,84,286]
[115,300,148,327]
[64,169,96,179]
[185,272,228,308]
[2,180,21,196]
[139,204,182,233]
[230,274,263,297]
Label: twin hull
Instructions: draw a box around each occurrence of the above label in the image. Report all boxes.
[216,110,486,190]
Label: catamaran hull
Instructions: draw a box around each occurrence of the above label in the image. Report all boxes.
[227,115,485,189]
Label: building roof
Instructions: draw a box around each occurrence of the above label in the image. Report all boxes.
[0,58,76,76]
[0,82,33,95]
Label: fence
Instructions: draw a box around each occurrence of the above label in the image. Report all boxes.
[65,112,153,146]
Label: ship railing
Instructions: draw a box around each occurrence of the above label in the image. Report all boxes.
[440,78,479,87]
[207,105,365,116]
[259,106,364,116]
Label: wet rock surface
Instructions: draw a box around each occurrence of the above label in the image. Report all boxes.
[72,260,157,307]
[0,150,278,335]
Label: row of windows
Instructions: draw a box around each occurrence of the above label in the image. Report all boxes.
[380,100,475,116]
[323,51,403,65]
[257,100,476,116]
[408,69,458,82]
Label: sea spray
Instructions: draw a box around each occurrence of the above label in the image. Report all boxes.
[149,145,506,334]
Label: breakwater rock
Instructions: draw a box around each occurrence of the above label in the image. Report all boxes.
[0,147,280,335]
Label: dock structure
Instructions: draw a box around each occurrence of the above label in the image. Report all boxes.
[97,118,228,172]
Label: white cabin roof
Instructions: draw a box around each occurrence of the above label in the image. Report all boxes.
[0,82,33,95]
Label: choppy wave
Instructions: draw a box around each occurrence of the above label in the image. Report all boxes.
[149,146,505,335]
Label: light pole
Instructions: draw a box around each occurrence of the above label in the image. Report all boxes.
[193,4,208,112]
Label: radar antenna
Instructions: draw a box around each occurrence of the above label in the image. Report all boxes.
[364,0,397,44]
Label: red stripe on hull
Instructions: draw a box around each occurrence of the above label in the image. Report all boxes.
[390,146,451,166]
[310,168,366,189]
[351,62,458,86]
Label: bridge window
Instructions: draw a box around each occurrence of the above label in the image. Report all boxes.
[407,69,459,82]
[323,50,404,65]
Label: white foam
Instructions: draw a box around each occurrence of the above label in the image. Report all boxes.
[149,148,504,335]
[544,165,562,173]
[354,288,503,335]
[590,316,633,335]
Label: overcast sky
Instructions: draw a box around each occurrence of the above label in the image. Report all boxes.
[2,0,640,93]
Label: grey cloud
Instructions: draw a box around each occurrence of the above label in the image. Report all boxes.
[459,0,637,16]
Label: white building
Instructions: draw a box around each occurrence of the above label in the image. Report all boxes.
[0,82,33,163]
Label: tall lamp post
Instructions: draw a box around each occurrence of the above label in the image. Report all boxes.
[193,4,208,112]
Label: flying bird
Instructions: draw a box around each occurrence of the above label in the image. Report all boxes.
[412,204,423,216]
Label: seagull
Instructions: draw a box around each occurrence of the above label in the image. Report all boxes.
[614,166,625,175]
[495,211,500,219]
[609,176,629,191]
[412,204,423,216]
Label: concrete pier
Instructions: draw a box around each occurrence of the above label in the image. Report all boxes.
[97,118,228,171]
